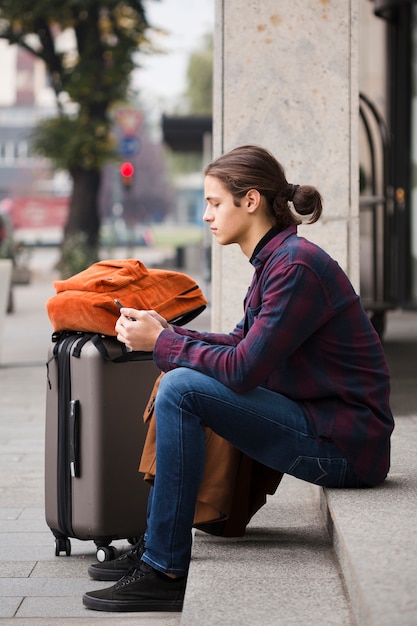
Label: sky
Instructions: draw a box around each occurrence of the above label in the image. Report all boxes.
[134,0,214,116]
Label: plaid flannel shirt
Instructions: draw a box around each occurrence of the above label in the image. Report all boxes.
[154,225,394,486]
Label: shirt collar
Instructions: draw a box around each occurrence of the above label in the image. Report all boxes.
[250,224,298,267]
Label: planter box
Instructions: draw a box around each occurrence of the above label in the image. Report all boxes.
[12,264,31,285]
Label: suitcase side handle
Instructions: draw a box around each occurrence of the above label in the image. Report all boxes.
[69,399,80,478]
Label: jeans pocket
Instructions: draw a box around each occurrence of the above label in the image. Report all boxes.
[288,455,347,487]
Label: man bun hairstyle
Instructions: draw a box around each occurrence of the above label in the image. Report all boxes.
[205,145,323,230]
[288,184,323,221]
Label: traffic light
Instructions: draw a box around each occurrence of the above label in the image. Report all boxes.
[119,161,135,189]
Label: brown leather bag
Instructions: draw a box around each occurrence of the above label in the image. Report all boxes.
[140,374,284,537]
[46,258,207,336]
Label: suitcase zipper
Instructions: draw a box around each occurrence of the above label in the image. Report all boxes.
[56,334,81,538]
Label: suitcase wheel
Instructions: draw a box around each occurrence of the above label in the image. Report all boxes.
[96,545,118,562]
[55,537,71,557]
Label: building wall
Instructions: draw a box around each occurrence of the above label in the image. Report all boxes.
[210,0,360,332]
[0,41,57,200]
[0,42,18,107]
[0,41,53,108]
[359,1,387,114]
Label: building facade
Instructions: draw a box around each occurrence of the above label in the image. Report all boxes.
[1,3,417,324]
[211,0,417,335]
[0,42,56,201]
[359,0,417,331]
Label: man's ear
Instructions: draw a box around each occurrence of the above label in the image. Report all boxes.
[246,188,261,213]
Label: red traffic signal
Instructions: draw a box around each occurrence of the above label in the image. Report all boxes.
[119,161,135,188]
[120,161,135,177]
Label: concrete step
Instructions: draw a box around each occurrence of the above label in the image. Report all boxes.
[322,416,417,626]
[180,417,417,626]
[181,478,352,626]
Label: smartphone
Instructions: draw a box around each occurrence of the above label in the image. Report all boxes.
[114,299,136,322]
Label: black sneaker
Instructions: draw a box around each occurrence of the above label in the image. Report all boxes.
[83,560,186,612]
[88,537,145,581]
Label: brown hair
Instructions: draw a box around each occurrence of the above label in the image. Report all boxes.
[205,145,322,230]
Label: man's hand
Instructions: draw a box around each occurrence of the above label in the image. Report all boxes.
[115,308,171,352]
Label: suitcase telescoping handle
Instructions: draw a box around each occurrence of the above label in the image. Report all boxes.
[69,399,80,478]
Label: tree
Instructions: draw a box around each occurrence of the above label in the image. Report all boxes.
[0,0,152,268]
[167,33,213,177]
[183,33,213,116]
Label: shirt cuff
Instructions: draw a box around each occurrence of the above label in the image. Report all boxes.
[153,327,177,372]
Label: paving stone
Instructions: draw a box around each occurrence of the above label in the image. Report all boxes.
[19,508,47,521]
[31,559,95,580]
[0,546,57,564]
[0,562,35,578]
[0,595,22,618]
[0,508,24,520]
[0,519,50,533]
[0,576,104,598]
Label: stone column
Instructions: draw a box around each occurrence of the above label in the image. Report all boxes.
[211,0,359,331]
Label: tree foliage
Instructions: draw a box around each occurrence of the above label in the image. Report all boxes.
[0,0,153,269]
[168,32,213,176]
[0,1,151,169]
[183,33,213,116]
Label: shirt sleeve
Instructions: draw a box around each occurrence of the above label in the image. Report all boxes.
[169,321,243,346]
[153,260,342,393]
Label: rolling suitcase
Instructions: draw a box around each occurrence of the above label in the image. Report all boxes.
[45,331,160,561]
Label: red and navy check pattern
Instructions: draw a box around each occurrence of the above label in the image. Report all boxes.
[154,225,394,487]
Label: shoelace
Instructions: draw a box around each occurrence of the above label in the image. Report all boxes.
[115,562,151,589]
[118,537,144,565]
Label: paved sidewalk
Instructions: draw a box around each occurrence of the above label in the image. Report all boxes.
[0,252,416,625]
[0,256,186,624]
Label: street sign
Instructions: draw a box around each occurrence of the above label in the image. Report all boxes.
[115,109,144,137]
[119,136,141,156]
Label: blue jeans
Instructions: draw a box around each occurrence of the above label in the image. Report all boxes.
[141,367,361,575]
